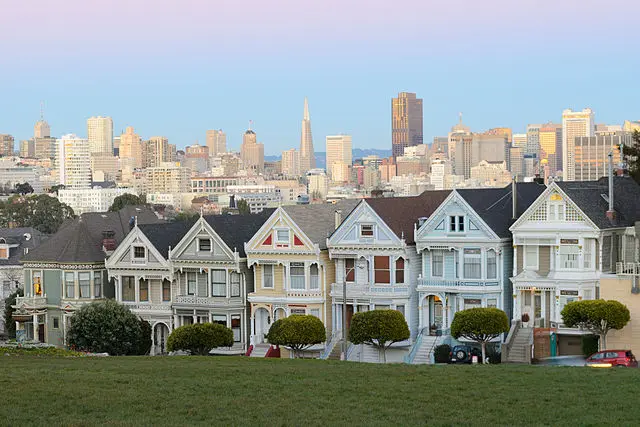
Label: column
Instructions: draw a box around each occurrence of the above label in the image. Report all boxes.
[513,246,518,277]
[135,276,140,303]
[173,313,179,329]
[33,314,38,342]
[418,296,423,330]
[531,289,536,326]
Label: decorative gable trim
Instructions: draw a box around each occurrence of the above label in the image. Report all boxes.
[169,216,237,262]
[105,226,169,269]
[245,207,319,257]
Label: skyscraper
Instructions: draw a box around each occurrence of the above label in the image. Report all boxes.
[539,123,562,175]
[299,98,315,173]
[392,92,423,158]
[574,133,631,181]
[57,134,91,189]
[119,127,143,168]
[326,135,352,182]
[34,119,50,139]
[87,116,114,155]
[281,148,300,176]
[206,129,226,156]
[240,127,264,174]
[562,108,595,181]
[0,135,15,156]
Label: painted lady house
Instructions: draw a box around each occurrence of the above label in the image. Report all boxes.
[244,201,358,357]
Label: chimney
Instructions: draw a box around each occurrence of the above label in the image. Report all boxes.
[512,177,517,220]
[607,151,616,220]
[128,216,135,231]
[334,210,342,230]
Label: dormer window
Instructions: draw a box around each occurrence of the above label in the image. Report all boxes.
[360,224,374,238]
[198,238,211,252]
[449,216,465,232]
[133,246,146,260]
[275,229,289,245]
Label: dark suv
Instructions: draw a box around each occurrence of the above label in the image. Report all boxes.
[585,350,638,368]
[449,345,480,364]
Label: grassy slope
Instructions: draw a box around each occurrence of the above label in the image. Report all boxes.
[0,357,637,426]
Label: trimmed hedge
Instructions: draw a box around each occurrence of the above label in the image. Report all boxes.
[434,344,451,363]
[167,323,234,355]
[266,314,326,357]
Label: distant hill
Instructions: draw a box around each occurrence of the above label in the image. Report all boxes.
[265,148,392,170]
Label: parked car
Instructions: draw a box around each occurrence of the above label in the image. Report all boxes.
[449,345,480,364]
[585,350,638,368]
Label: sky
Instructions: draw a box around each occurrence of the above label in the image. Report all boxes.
[0,0,638,155]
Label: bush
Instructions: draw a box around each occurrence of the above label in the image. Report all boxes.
[67,300,149,355]
[486,343,502,364]
[137,320,152,356]
[349,310,410,362]
[266,315,326,357]
[581,335,600,357]
[0,346,84,357]
[433,344,451,363]
[451,308,510,364]
[167,323,233,356]
[4,288,23,339]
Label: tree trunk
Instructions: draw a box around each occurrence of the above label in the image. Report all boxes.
[600,333,607,351]
[481,342,486,364]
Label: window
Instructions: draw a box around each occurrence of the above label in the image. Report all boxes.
[374,256,390,284]
[583,289,592,300]
[276,229,289,244]
[139,279,149,302]
[464,298,482,309]
[455,251,460,279]
[487,250,497,279]
[309,264,319,290]
[133,246,146,259]
[32,271,42,296]
[78,272,91,298]
[395,258,405,284]
[0,247,7,259]
[487,298,498,308]
[162,280,171,302]
[525,245,538,269]
[263,265,274,288]
[198,238,211,252]
[122,276,135,302]
[559,245,579,269]
[584,240,593,269]
[432,252,444,277]
[187,273,196,295]
[549,203,565,221]
[231,315,241,342]
[290,263,305,290]
[396,305,405,317]
[230,272,241,297]
[360,224,374,237]
[449,216,465,232]
[212,314,227,326]
[211,269,226,297]
[345,259,355,282]
[291,308,306,315]
[94,272,102,298]
[65,272,75,299]
[52,317,60,329]
[310,308,320,319]
[463,249,481,279]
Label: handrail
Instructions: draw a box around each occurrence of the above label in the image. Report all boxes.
[404,332,424,364]
[345,342,356,360]
[501,319,521,363]
[319,330,340,360]
[427,335,440,364]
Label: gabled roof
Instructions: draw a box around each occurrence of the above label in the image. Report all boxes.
[457,183,546,238]
[138,220,197,259]
[0,228,48,267]
[365,191,451,245]
[204,210,275,257]
[22,205,164,264]
[556,176,640,229]
[282,200,360,250]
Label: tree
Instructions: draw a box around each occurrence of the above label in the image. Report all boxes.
[266,314,326,358]
[48,184,66,195]
[67,299,149,355]
[0,194,75,234]
[450,308,510,364]
[173,211,199,222]
[167,323,234,355]
[622,130,640,184]
[108,193,146,212]
[561,299,630,350]
[14,182,34,195]
[349,309,410,362]
[237,199,250,215]
[3,288,23,339]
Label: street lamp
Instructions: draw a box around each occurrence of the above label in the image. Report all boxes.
[341,262,361,361]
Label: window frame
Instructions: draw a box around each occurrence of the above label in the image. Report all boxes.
[78,272,91,299]
[449,215,465,233]
[162,280,171,302]
[360,224,374,238]
[198,238,212,252]
[309,264,319,290]
[133,246,146,260]
[374,256,391,284]
[275,229,290,245]
[289,262,306,290]
[65,272,75,299]
[486,250,497,279]
[230,272,241,297]
[395,258,405,284]
[211,269,227,297]
[262,264,274,289]
[463,248,482,279]
[431,251,444,277]
[187,272,197,295]
[525,245,539,270]
[345,258,356,283]
[122,276,135,302]
[559,244,580,270]
[93,271,102,298]
[139,279,149,302]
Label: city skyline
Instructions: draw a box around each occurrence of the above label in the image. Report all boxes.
[0,0,638,154]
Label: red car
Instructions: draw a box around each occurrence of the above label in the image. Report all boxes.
[585,350,638,368]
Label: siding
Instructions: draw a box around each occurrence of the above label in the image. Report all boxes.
[44,270,62,305]
[516,246,523,275]
[595,240,600,271]
[150,279,162,304]
[601,276,640,355]
[538,246,551,277]
[502,245,514,319]
[407,248,421,339]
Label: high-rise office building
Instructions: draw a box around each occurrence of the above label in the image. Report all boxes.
[574,133,631,181]
[392,92,423,158]
[34,119,50,139]
[483,127,513,144]
[623,120,640,133]
[20,139,35,158]
[87,116,114,155]
[539,123,562,175]
[512,133,527,149]
[299,97,316,173]
[119,127,143,168]
[526,124,542,157]
[326,135,352,181]
[240,128,264,174]
[206,129,226,156]
[281,148,300,176]
[562,108,595,181]
[0,135,15,156]
[57,134,91,189]
[184,143,210,173]
[145,136,172,168]
[509,146,524,180]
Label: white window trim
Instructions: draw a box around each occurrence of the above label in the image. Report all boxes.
[198,237,213,253]
[262,264,274,289]
[132,246,147,263]
[431,251,444,278]
[486,250,497,280]
[524,245,539,270]
[463,248,482,280]
[274,228,290,245]
[448,215,465,233]
[359,224,375,239]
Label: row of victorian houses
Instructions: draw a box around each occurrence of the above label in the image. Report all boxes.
[10,173,640,361]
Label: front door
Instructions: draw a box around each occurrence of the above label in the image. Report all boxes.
[38,324,45,343]
[255,308,270,343]
[154,324,169,355]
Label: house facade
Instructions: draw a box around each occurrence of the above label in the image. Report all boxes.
[509,176,640,355]
[415,184,544,336]
[245,201,358,354]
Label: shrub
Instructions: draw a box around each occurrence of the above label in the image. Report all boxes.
[349,309,410,362]
[266,314,326,357]
[486,343,502,364]
[137,320,152,356]
[67,299,149,355]
[581,334,600,357]
[167,323,233,356]
[0,346,84,357]
[4,288,23,339]
[451,308,510,364]
[433,344,451,363]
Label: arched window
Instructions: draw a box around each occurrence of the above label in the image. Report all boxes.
[487,250,497,279]
[395,258,405,284]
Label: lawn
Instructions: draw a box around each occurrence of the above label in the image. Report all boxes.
[0,356,638,426]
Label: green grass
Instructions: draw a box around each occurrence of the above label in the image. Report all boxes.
[0,357,638,426]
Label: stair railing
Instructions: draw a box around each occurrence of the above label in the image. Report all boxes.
[403,328,426,364]
[501,319,522,363]
[319,330,340,360]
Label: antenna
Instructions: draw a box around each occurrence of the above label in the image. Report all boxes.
[458,112,463,124]
[249,120,253,130]
[40,101,45,121]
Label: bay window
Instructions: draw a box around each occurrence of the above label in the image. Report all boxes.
[263,265,274,288]
[290,263,305,290]
[432,251,443,277]
[583,240,593,269]
[395,258,405,284]
[487,250,497,279]
[525,245,538,270]
[187,272,196,295]
[78,272,91,298]
[122,276,135,302]
[374,256,390,284]
[559,245,579,269]
[309,264,319,290]
[65,272,75,299]
[211,269,227,297]
[162,280,171,302]
[139,279,149,302]
[463,249,481,279]
[345,258,355,282]
[94,272,102,298]
[230,272,241,297]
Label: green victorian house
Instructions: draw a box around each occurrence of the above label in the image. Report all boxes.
[13,206,163,346]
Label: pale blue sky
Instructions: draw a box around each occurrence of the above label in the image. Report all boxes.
[0,0,637,155]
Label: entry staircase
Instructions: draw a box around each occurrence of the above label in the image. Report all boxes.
[411,335,439,364]
[250,343,270,357]
[502,322,533,364]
